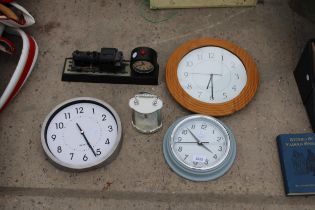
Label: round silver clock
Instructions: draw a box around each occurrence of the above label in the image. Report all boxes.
[163,115,236,181]
[41,97,122,171]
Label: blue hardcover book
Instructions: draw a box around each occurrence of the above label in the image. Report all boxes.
[277,133,315,196]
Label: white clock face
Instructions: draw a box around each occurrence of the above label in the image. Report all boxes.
[170,116,230,171]
[42,98,121,170]
[177,46,247,103]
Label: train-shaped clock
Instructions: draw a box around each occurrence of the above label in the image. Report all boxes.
[62,47,159,85]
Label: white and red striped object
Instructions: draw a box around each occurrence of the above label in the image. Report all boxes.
[0,1,38,112]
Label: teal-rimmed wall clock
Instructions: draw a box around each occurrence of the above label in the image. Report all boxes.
[163,115,236,181]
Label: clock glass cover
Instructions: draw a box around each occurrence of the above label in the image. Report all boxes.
[132,61,154,73]
[177,46,247,103]
[171,115,230,170]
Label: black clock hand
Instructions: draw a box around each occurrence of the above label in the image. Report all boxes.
[187,128,213,153]
[175,141,209,144]
[190,73,222,76]
[76,123,97,157]
[206,74,212,89]
[211,74,214,100]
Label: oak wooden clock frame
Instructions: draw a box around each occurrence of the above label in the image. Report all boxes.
[166,38,259,116]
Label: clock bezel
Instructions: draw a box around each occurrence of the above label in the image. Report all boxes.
[166,38,259,116]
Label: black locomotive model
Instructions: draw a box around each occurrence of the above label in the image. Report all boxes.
[71,48,125,72]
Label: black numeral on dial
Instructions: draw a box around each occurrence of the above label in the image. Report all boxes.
[75,107,84,114]
[64,113,71,119]
[186,61,193,67]
[186,84,192,90]
[83,154,88,161]
[57,146,62,153]
[184,154,189,160]
[55,122,64,129]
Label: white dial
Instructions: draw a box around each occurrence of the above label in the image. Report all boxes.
[170,115,230,171]
[41,98,122,171]
[177,46,247,103]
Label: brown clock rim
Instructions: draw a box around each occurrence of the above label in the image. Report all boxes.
[166,38,259,116]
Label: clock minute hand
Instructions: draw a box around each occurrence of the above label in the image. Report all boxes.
[190,73,222,76]
[211,73,214,100]
[187,128,201,144]
[187,128,213,154]
[175,141,209,144]
[76,123,97,157]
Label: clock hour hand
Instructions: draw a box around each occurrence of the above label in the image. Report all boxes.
[76,123,97,157]
[187,128,213,153]
[206,74,213,89]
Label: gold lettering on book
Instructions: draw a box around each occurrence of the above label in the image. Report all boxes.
[285,137,315,147]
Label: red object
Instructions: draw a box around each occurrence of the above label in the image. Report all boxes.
[0,0,15,3]
[0,34,36,112]
[140,48,146,56]
[0,36,15,54]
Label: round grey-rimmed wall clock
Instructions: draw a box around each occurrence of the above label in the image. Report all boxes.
[163,115,236,181]
[41,97,122,171]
